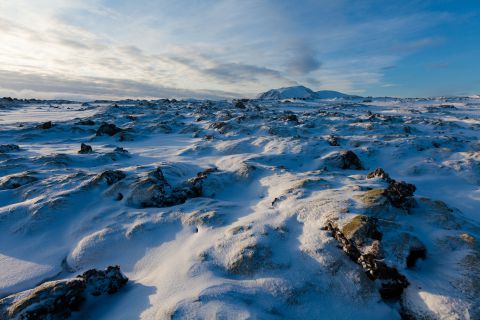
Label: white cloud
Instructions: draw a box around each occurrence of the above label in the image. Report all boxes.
[0,0,450,98]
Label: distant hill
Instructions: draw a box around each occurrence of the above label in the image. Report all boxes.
[257,85,361,100]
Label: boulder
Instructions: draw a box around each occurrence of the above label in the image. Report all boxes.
[384,181,416,209]
[81,266,128,296]
[78,143,93,154]
[76,119,95,126]
[366,168,392,182]
[96,123,122,136]
[38,121,53,129]
[341,215,382,246]
[323,150,364,170]
[0,266,127,320]
[92,170,126,186]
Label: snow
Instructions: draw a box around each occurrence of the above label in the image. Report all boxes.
[0,96,479,319]
[257,86,360,100]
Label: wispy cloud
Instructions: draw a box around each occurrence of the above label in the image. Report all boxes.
[0,0,464,98]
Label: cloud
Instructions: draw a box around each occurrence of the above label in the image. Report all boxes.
[0,0,465,98]
[203,63,286,83]
[285,40,322,76]
[0,70,238,100]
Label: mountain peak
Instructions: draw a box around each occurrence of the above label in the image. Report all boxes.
[257,86,360,100]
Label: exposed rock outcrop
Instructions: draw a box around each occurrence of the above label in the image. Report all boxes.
[323,150,364,170]
[325,218,409,300]
[96,123,122,136]
[127,167,216,208]
[0,266,128,320]
[78,143,93,154]
[92,170,126,186]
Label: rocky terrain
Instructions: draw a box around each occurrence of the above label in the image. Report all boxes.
[0,94,479,319]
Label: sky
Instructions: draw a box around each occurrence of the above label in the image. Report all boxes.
[0,0,479,100]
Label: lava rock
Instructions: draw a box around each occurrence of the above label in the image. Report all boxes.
[38,121,53,129]
[325,221,409,301]
[0,266,128,320]
[113,147,128,153]
[367,168,392,182]
[233,100,246,109]
[280,114,298,123]
[78,143,93,154]
[80,266,128,296]
[127,167,215,208]
[324,150,364,170]
[76,119,95,126]
[327,135,339,146]
[93,170,126,186]
[341,215,382,246]
[384,181,416,208]
[96,122,122,136]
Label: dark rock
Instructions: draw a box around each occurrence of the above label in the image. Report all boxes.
[127,167,216,208]
[93,170,126,186]
[327,135,339,146]
[114,147,128,153]
[76,119,95,126]
[38,121,53,129]
[80,266,128,296]
[384,181,416,209]
[78,143,93,154]
[337,150,363,169]
[0,144,20,153]
[210,122,226,130]
[96,122,122,136]
[233,100,246,109]
[341,215,382,246]
[0,279,86,320]
[406,246,427,268]
[367,168,392,182]
[0,266,127,320]
[280,114,298,123]
[325,221,409,301]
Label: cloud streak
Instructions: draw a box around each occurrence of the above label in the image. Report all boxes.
[0,0,468,98]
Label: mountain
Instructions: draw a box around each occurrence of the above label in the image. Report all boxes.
[257,85,361,100]
[257,85,316,100]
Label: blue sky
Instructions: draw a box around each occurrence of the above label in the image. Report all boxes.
[0,0,478,99]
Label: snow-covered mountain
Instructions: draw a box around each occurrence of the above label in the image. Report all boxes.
[257,85,316,99]
[257,85,360,100]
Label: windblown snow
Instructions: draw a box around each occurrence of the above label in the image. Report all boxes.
[0,95,479,319]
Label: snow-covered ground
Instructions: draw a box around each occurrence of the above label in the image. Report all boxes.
[0,96,479,319]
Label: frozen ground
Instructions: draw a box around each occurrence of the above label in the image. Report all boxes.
[0,96,479,319]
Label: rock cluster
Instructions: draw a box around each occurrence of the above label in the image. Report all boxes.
[324,219,409,300]
[127,167,215,208]
[366,168,416,209]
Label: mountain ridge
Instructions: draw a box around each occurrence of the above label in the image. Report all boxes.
[257,85,361,100]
